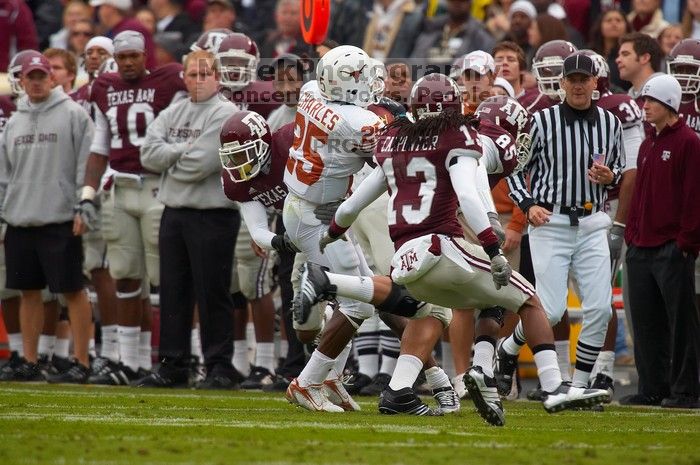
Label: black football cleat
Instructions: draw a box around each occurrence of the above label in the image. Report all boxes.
[241,366,274,390]
[464,366,505,426]
[46,362,90,384]
[494,342,519,398]
[292,262,336,325]
[378,387,442,416]
[342,372,372,395]
[360,373,391,396]
[589,373,614,402]
[0,351,24,381]
[88,360,138,385]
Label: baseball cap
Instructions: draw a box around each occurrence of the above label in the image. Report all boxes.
[563,53,595,77]
[85,36,114,56]
[22,54,51,76]
[89,0,133,10]
[509,0,537,20]
[462,51,496,76]
[113,30,145,54]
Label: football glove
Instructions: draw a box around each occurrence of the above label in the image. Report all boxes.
[75,199,100,231]
[270,233,300,254]
[608,223,625,261]
[319,230,346,254]
[313,200,343,225]
[490,254,512,290]
[488,212,506,245]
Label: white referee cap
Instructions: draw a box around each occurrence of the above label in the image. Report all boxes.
[641,74,682,113]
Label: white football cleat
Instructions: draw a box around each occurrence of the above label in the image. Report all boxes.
[286,378,344,412]
[323,378,361,411]
[542,383,611,413]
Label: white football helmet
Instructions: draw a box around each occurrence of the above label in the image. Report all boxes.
[316,45,379,108]
[370,58,386,104]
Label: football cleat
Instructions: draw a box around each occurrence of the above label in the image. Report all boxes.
[619,393,665,406]
[451,373,470,400]
[323,378,361,411]
[0,351,24,381]
[590,373,614,402]
[2,360,45,382]
[527,384,545,401]
[542,382,611,413]
[37,354,59,377]
[360,372,391,396]
[51,355,74,374]
[292,262,337,325]
[378,387,442,416]
[433,386,461,414]
[87,360,138,385]
[464,366,506,427]
[46,362,90,384]
[133,360,190,388]
[342,372,372,395]
[262,374,293,392]
[195,371,241,390]
[286,378,344,412]
[241,366,274,390]
[495,341,519,397]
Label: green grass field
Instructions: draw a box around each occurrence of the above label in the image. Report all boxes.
[0,383,698,465]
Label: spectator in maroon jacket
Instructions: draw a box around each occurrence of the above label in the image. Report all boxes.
[622,74,700,410]
[90,0,157,69]
[0,0,39,72]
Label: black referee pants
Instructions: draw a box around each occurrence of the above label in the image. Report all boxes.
[158,207,240,375]
[626,242,700,399]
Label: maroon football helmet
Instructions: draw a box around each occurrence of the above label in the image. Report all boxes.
[532,40,578,98]
[216,33,260,90]
[476,95,532,170]
[8,50,43,96]
[409,73,462,120]
[667,38,700,95]
[579,49,610,96]
[190,28,234,54]
[220,111,272,183]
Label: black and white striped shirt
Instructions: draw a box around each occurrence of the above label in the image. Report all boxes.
[507,102,625,213]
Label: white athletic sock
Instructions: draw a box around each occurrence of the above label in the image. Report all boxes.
[246,322,256,365]
[554,340,571,382]
[117,326,140,371]
[388,354,423,391]
[256,342,275,373]
[38,335,56,358]
[8,333,24,356]
[88,338,97,358]
[54,338,70,358]
[233,340,250,376]
[379,331,400,375]
[424,366,451,390]
[440,341,455,379]
[298,350,336,386]
[355,330,379,378]
[139,331,152,370]
[191,327,203,363]
[473,339,496,378]
[533,349,562,393]
[279,339,288,361]
[328,343,352,380]
[326,273,374,303]
[595,350,615,379]
[100,324,119,362]
[501,334,523,356]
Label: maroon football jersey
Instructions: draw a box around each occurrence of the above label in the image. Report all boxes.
[598,92,643,129]
[90,63,186,174]
[222,122,294,211]
[0,96,15,135]
[223,80,281,120]
[518,87,559,114]
[478,120,518,187]
[375,123,483,249]
[678,97,700,138]
[70,82,93,118]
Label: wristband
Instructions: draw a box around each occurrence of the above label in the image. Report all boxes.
[613,221,626,228]
[477,228,501,259]
[328,218,349,238]
[81,186,96,201]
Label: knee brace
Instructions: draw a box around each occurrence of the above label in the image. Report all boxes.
[478,306,505,327]
[376,283,426,318]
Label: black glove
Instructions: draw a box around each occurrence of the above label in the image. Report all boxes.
[608,223,625,261]
[313,200,343,225]
[75,199,100,231]
[488,212,506,245]
[271,233,300,253]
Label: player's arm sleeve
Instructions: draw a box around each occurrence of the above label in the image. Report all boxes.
[332,166,388,232]
[239,201,276,250]
[89,106,111,157]
[448,153,491,235]
[168,108,226,182]
[74,110,95,187]
[141,107,189,173]
[620,123,642,173]
[475,160,496,213]
[507,119,539,212]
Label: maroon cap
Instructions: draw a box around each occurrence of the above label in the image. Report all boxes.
[22,54,51,76]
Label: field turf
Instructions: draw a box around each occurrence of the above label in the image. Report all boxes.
[0,383,698,465]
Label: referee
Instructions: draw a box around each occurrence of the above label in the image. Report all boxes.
[498,52,625,390]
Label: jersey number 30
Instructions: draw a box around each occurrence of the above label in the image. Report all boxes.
[382,157,436,226]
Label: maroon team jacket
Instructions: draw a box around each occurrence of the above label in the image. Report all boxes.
[625,118,700,256]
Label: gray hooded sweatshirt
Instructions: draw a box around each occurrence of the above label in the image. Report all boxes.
[0,88,94,227]
[140,93,238,209]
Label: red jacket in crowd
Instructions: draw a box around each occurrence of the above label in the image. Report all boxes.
[625,118,700,256]
[0,0,38,72]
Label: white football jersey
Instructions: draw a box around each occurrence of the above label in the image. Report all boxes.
[477,134,503,175]
[284,81,382,204]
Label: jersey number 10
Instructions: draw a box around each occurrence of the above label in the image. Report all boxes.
[106,103,155,149]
